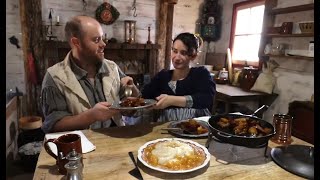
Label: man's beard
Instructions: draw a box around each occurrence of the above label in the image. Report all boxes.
[79,48,103,65]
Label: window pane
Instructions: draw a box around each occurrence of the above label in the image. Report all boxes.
[232,3,265,63]
[246,35,261,61]
[232,36,248,61]
[232,35,261,62]
[235,5,265,35]
[250,5,265,33]
[235,9,250,35]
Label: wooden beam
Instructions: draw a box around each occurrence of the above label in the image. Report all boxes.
[19,0,44,116]
[164,4,175,70]
[157,0,178,71]
[157,0,168,71]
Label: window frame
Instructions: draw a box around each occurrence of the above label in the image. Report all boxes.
[229,0,265,68]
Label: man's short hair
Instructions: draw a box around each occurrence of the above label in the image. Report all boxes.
[64,17,83,42]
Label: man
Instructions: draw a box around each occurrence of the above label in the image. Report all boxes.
[41,15,139,133]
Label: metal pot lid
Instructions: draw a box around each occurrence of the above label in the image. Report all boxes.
[271,145,314,179]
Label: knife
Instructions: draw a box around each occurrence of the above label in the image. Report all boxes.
[128,151,144,180]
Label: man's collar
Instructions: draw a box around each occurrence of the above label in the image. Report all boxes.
[69,53,88,80]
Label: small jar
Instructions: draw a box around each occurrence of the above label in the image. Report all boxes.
[239,66,259,91]
[219,68,228,80]
[280,22,293,34]
[309,41,314,53]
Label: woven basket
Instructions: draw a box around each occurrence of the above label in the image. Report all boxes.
[299,22,314,33]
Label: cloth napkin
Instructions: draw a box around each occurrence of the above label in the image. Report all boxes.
[45,130,96,156]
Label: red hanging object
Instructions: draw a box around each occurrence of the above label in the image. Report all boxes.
[27,52,38,85]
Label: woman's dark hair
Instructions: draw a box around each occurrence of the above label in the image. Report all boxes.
[172,32,203,56]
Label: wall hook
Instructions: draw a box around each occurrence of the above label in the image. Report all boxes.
[82,0,87,11]
[132,0,137,17]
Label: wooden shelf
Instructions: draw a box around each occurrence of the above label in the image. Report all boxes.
[260,54,314,60]
[263,33,314,37]
[268,3,314,15]
[43,40,161,50]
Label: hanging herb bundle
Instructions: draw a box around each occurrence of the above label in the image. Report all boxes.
[95,2,120,25]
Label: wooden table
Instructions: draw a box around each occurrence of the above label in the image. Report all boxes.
[213,84,278,114]
[33,122,312,180]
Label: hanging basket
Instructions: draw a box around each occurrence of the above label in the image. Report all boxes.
[95,2,120,25]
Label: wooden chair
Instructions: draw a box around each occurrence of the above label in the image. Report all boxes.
[288,101,314,144]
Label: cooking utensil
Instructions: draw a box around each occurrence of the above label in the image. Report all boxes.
[124,87,133,97]
[207,105,275,148]
[128,151,143,180]
[271,145,314,179]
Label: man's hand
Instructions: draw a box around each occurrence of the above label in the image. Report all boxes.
[121,76,134,87]
[120,76,140,97]
[91,102,119,121]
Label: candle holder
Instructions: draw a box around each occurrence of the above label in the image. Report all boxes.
[124,20,136,44]
[147,26,152,44]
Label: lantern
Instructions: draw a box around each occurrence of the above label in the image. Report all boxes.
[124,20,136,43]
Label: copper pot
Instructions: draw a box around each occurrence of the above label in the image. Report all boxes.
[239,67,259,91]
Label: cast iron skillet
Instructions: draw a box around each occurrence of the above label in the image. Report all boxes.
[207,106,276,148]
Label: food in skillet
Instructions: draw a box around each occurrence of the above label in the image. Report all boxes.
[141,139,206,171]
[119,97,146,107]
[217,117,272,137]
[177,119,208,135]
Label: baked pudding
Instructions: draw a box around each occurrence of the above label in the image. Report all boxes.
[141,139,207,171]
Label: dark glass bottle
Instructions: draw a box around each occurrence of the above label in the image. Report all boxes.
[239,66,259,91]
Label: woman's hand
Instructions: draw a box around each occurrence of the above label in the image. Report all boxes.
[153,94,189,109]
[154,94,173,109]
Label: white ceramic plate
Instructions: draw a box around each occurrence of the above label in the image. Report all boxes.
[110,99,157,110]
[137,138,211,173]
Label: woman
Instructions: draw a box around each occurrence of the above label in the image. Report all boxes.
[142,32,216,122]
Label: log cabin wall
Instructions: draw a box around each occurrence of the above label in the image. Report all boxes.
[6,0,25,93]
[6,0,206,115]
[7,0,313,122]
[41,0,157,44]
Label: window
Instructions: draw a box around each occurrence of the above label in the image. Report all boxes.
[229,0,265,67]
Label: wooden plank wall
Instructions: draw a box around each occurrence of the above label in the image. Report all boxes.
[7,0,206,114]
[41,0,158,44]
